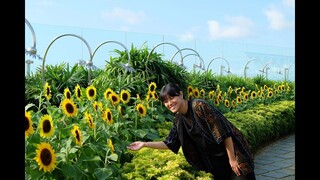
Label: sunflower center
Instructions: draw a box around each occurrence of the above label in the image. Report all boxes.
[25,117,30,131]
[40,148,52,166]
[89,89,95,97]
[66,103,75,113]
[43,120,52,133]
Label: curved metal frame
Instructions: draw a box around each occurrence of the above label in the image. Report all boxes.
[25,18,39,58]
[284,63,294,81]
[41,34,92,84]
[91,40,134,73]
[206,56,230,75]
[146,42,183,66]
[243,58,263,78]
[171,48,205,70]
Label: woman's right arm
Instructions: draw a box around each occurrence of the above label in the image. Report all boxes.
[127,141,169,151]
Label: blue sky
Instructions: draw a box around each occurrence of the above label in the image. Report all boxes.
[25,0,295,81]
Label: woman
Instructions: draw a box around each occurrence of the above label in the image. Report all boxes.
[128,82,256,180]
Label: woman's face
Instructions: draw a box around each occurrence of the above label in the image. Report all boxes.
[162,92,183,113]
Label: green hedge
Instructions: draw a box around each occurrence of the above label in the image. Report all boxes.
[120,100,295,179]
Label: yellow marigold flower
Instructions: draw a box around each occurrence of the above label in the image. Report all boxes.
[149,82,157,92]
[74,84,82,101]
[136,103,147,117]
[34,142,57,173]
[44,82,52,100]
[71,125,82,146]
[84,111,95,129]
[120,89,131,104]
[61,98,78,117]
[63,87,72,99]
[86,84,97,101]
[25,111,34,138]
[39,114,55,138]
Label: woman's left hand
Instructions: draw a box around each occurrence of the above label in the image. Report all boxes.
[230,160,241,176]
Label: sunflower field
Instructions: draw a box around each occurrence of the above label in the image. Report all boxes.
[25,44,295,179]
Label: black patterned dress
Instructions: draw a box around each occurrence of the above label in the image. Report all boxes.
[163,99,255,180]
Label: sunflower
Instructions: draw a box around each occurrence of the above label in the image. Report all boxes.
[187,85,193,94]
[25,111,34,138]
[200,89,205,99]
[214,98,220,106]
[149,82,157,92]
[109,92,120,106]
[136,103,147,117]
[251,91,257,99]
[120,89,131,104]
[187,93,194,101]
[267,91,273,98]
[193,87,200,98]
[118,105,125,117]
[61,98,78,117]
[104,88,114,101]
[146,91,153,101]
[208,91,215,100]
[74,84,82,101]
[236,96,242,104]
[151,91,158,100]
[103,108,113,124]
[232,99,236,108]
[34,142,57,173]
[44,82,52,100]
[71,125,82,145]
[84,111,95,129]
[224,99,230,108]
[39,114,55,138]
[108,139,115,154]
[63,87,72,99]
[243,93,249,101]
[86,84,97,101]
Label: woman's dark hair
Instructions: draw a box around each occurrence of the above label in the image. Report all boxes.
[159,82,182,102]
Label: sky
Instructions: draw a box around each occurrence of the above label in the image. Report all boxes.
[25,0,295,81]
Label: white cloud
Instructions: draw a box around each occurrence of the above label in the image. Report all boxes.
[100,7,145,25]
[264,7,294,30]
[207,16,254,40]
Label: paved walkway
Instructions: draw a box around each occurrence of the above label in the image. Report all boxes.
[254,133,295,180]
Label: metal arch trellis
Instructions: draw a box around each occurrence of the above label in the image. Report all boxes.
[243,58,263,79]
[146,42,183,66]
[206,57,231,75]
[25,18,42,60]
[41,33,93,85]
[171,48,205,70]
[91,40,134,75]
